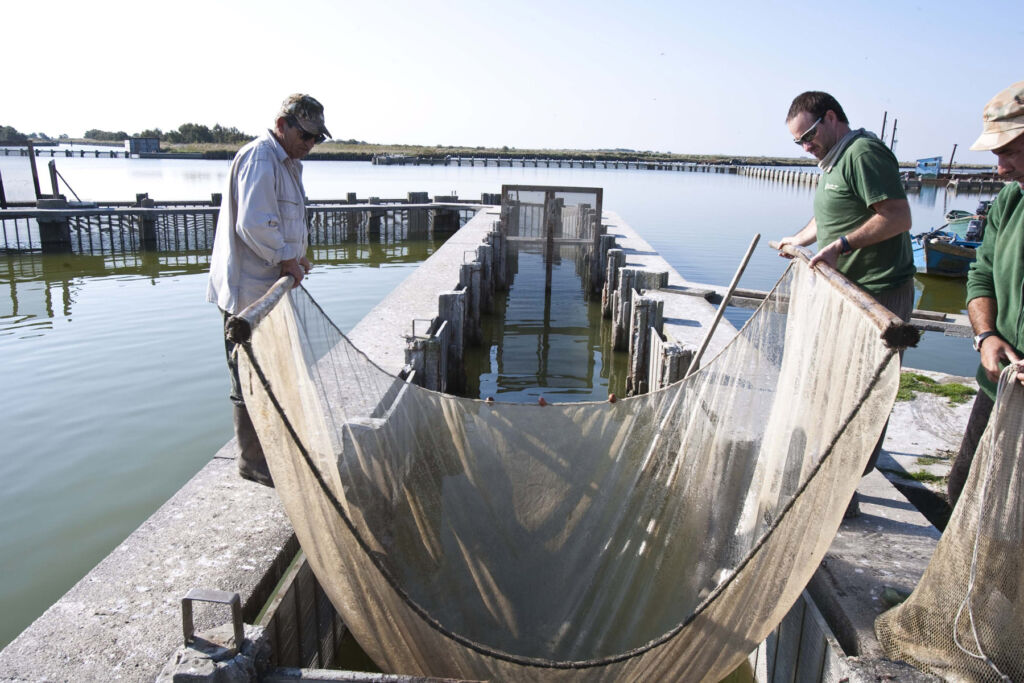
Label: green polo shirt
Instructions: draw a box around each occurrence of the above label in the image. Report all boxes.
[965,182,1024,399]
[814,135,915,294]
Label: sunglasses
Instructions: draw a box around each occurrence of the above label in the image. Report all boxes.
[288,117,326,144]
[794,117,823,145]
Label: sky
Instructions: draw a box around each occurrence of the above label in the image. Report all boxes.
[3,0,1021,166]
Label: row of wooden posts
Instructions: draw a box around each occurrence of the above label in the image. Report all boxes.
[0,191,493,254]
[375,155,740,173]
[737,165,1008,194]
[737,166,821,186]
[405,189,693,399]
[0,146,128,158]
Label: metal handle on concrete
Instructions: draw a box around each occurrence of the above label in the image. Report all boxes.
[181,588,244,650]
[411,318,434,339]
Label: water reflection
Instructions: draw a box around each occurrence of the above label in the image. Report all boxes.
[915,274,971,315]
[465,243,627,403]
[0,239,444,340]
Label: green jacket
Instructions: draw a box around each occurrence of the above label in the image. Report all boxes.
[966,182,1024,399]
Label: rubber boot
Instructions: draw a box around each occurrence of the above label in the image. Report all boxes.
[234,404,274,487]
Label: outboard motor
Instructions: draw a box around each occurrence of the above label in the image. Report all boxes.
[965,218,985,242]
[975,200,992,217]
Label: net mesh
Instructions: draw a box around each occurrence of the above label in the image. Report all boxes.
[876,368,1024,682]
[237,260,901,681]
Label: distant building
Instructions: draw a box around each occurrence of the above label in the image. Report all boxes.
[915,156,942,178]
[125,137,160,156]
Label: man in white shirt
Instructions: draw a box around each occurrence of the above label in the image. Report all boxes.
[207,93,330,486]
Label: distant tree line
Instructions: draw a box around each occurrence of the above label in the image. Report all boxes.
[81,123,254,144]
[0,125,45,142]
[84,128,129,141]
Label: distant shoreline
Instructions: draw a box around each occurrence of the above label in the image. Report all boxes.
[1,138,996,170]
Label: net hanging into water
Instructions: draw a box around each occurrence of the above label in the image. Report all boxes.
[876,367,1024,682]
[232,259,909,681]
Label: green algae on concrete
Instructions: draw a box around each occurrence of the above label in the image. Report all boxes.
[897,372,976,405]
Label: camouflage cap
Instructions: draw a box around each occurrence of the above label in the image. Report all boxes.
[970,80,1024,151]
[278,93,331,140]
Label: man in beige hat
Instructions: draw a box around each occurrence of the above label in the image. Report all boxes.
[206,94,331,486]
[948,80,1024,507]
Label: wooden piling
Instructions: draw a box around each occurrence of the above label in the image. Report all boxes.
[602,248,625,319]
[612,267,668,351]
[476,242,494,314]
[46,160,61,198]
[626,291,664,396]
[27,141,42,199]
[136,193,157,250]
[438,290,466,392]
[367,197,383,242]
[404,326,445,392]
[460,262,483,346]
[407,192,430,239]
[501,200,521,238]
[543,194,562,292]
[649,334,691,391]
[425,322,447,391]
[585,207,606,295]
[36,197,72,252]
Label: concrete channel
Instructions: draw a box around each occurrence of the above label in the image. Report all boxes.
[0,191,969,681]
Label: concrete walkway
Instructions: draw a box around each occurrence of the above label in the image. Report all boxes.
[0,442,297,682]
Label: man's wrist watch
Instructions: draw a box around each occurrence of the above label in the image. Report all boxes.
[973,330,999,352]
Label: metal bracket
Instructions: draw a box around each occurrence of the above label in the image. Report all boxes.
[181,588,244,653]
[410,318,434,339]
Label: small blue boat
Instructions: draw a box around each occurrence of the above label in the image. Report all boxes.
[917,232,979,277]
[914,201,990,277]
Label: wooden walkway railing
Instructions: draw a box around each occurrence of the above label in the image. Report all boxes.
[0,196,488,255]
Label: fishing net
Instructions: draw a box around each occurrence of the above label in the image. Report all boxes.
[876,367,1024,682]
[232,258,910,681]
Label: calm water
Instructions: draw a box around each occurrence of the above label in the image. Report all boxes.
[0,154,999,649]
[465,244,629,403]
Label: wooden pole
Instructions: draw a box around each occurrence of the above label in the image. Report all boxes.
[543,190,555,293]
[226,275,295,343]
[769,241,920,349]
[889,119,898,152]
[685,233,760,378]
[48,160,60,198]
[27,140,41,200]
[947,143,958,177]
[880,111,888,144]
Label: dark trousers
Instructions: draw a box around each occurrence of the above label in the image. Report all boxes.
[947,389,994,508]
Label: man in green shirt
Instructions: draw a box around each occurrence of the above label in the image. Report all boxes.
[778,91,915,307]
[777,92,915,516]
[948,80,1024,507]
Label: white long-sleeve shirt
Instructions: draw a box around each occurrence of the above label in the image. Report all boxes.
[206,130,308,313]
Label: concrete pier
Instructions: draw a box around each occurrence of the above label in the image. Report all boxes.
[0,444,296,681]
